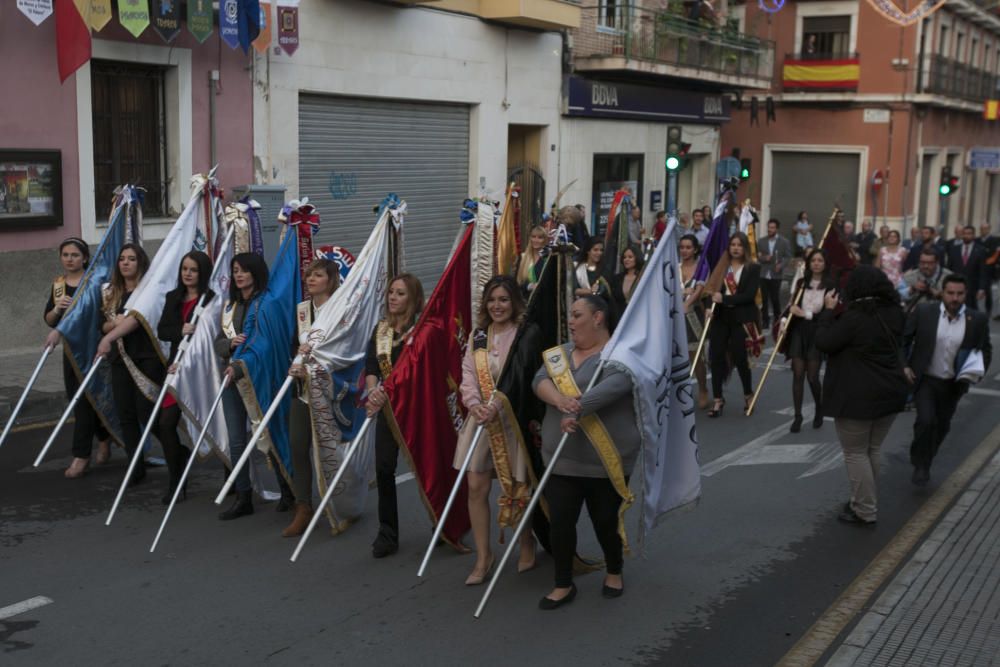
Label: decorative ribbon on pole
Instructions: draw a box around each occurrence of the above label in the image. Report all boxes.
[280,199,319,296]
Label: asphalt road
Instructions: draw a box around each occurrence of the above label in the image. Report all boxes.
[2,326,999,666]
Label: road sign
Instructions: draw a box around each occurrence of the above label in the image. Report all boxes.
[968,147,1000,170]
[871,169,884,194]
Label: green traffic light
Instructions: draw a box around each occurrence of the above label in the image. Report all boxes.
[666,156,680,171]
[740,168,750,179]
[939,183,951,196]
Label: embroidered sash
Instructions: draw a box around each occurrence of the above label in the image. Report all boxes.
[102,284,161,402]
[52,277,66,305]
[221,300,238,340]
[473,328,529,532]
[543,345,634,553]
[724,270,764,358]
[375,320,395,381]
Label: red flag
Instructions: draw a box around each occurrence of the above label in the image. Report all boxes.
[818,219,857,288]
[383,227,473,546]
[56,0,91,83]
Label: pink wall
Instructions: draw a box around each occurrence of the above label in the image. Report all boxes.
[0,4,254,252]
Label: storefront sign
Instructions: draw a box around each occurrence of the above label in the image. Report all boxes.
[969,147,1000,170]
[566,76,730,124]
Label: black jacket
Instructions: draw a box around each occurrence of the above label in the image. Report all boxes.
[903,302,992,393]
[814,301,908,419]
[158,288,215,365]
[946,243,991,293]
[719,263,761,324]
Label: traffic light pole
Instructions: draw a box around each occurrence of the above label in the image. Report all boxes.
[939,194,949,235]
[667,169,678,221]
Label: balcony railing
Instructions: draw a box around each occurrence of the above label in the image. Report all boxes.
[782,52,860,92]
[923,54,999,102]
[572,5,774,88]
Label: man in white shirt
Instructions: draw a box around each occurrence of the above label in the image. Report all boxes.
[690,208,709,246]
[903,275,992,485]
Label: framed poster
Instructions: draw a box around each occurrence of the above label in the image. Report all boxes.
[0,150,63,228]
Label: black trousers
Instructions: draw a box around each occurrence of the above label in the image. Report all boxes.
[545,474,625,588]
[910,376,963,470]
[63,356,110,458]
[158,404,189,486]
[110,358,164,474]
[374,414,399,540]
[759,277,782,326]
[287,397,314,505]
[709,314,753,399]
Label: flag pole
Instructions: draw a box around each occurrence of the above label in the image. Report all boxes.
[150,375,230,553]
[474,361,606,619]
[0,346,53,449]
[689,303,714,378]
[215,375,295,504]
[33,357,105,467]
[746,210,839,416]
[289,415,374,563]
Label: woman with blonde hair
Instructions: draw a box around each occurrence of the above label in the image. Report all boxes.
[516,225,548,294]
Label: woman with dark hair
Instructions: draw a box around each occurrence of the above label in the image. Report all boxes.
[815,265,908,526]
[44,238,112,478]
[705,233,762,417]
[365,273,425,558]
[454,275,542,584]
[532,295,637,608]
[95,243,159,487]
[156,251,214,502]
[784,248,836,433]
[610,247,644,315]
[284,258,341,537]
[679,234,709,409]
[213,252,269,520]
[575,238,613,301]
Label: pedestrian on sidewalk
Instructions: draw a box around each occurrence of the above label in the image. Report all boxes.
[758,218,791,330]
[815,266,909,526]
[945,225,990,311]
[903,275,992,486]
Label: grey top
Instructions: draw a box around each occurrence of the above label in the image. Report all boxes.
[532,345,639,478]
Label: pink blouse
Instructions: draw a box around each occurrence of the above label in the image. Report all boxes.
[459,325,518,408]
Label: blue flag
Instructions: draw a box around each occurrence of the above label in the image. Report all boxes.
[232,226,301,476]
[237,0,261,53]
[220,0,240,50]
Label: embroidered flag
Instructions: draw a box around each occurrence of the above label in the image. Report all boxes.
[495,184,520,276]
[252,1,272,54]
[18,0,54,26]
[187,0,213,43]
[237,0,261,53]
[276,0,299,55]
[89,0,112,30]
[220,0,240,49]
[55,0,91,82]
[985,100,999,121]
[117,0,150,38]
[151,0,181,42]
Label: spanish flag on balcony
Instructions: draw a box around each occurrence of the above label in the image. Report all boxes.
[783,57,860,90]
[984,100,999,121]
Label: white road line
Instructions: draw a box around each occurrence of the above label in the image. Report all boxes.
[0,596,53,621]
[701,419,795,477]
[970,387,1000,398]
[395,472,414,485]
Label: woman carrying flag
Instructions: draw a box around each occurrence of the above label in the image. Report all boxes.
[454,276,542,585]
[365,273,425,558]
[44,238,112,478]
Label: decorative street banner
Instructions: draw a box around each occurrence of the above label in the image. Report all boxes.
[277,0,299,56]
[252,1,272,54]
[152,0,181,42]
[17,0,54,26]
[187,0,213,43]
[220,0,240,49]
[89,0,112,30]
[117,0,150,38]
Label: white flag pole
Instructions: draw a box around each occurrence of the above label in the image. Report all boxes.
[33,357,105,467]
[0,346,53,449]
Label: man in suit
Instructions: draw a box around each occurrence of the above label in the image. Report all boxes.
[757,218,792,329]
[903,275,992,485]
[978,223,998,317]
[946,225,990,309]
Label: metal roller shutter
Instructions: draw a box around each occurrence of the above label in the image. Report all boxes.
[769,151,860,228]
[298,94,470,290]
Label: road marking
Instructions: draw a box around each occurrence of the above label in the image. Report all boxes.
[701,419,795,477]
[0,596,53,620]
[395,472,414,485]
[4,418,69,435]
[777,421,1000,667]
[969,387,1000,398]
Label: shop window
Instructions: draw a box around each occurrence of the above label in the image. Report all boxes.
[91,60,168,219]
[801,16,851,58]
[592,154,643,237]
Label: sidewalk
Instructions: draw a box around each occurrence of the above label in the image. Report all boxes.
[827,447,1000,666]
[0,345,68,426]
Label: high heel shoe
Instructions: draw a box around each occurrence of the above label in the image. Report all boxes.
[64,457,90,479]
[790,414,803,433]
[744,395,753,414]
[161,481,188,505]
[812,407,824,429]
[707,400,725,418]
[465,554,495,586]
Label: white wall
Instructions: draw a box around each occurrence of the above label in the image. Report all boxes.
[253,0,564,204]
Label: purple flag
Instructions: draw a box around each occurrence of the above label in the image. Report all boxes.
[693,190,732,282]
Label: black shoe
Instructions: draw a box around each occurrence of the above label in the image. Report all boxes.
[218,491,254,521]
[372,528,399,559]
[128,464,147,488]
[790,415,803,433]
[275,491,294,513]
[602,580,624,599]
[837,508,876,527]
[812,411,823,429]
[161,481,188,505]
[707,400,725,418]
[911,466,930,486]
[539,583,577,610]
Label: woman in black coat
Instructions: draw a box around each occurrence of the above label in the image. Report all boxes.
[815,265,908,526]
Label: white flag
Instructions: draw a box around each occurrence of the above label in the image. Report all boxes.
[601,221,701,543]
[738,203,755,235]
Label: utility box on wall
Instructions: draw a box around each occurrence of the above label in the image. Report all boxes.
[231,184,287,268]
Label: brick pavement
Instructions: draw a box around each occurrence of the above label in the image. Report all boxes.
[827,448,1000,667]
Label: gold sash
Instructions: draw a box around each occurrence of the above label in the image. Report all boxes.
[221,300,238,340]
[473,327,530,533]
[102,284,161,401]
[375,320,395,381]
[52,277,66,304]
[543,345,633,553]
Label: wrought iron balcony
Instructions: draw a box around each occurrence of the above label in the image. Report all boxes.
[782,52,860,92]
[922,54,999,103]
[571,5,774,90]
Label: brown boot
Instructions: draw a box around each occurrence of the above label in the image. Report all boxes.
[281,503,314,538]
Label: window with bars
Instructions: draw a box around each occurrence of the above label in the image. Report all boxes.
[91,60,168,219]
[801,16,851,58]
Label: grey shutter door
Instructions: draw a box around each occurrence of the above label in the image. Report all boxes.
[769,151,860,228]
[298,94,471,291]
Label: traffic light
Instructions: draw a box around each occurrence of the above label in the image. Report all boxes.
[666,125,682,172]
[939,166,959,197]
[740,158,752,180]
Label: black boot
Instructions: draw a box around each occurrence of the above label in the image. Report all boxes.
[162,480,188,505]
[275,486,295,513]
[218,491,254,520]
[372,525,399,558]
[790,414,803,433]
